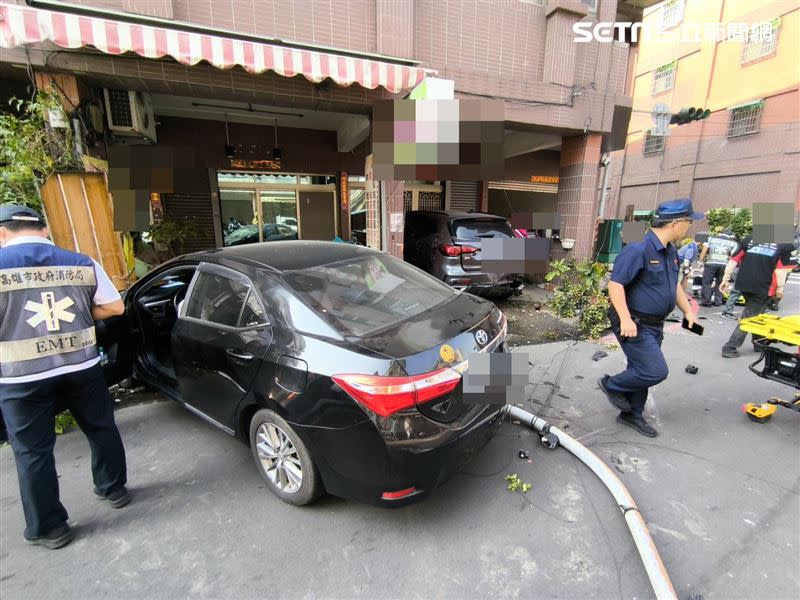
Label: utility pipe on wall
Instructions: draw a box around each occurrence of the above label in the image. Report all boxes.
[506,405,677,600]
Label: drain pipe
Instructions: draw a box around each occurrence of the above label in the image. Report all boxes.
[506,405,677,600]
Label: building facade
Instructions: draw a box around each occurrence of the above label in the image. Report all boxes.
[0,0,658,262]
[606,0,800,225]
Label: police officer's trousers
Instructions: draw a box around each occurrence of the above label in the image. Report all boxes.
[0,364,127,539]
[606,314,668,417]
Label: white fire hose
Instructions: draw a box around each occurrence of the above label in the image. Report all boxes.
[506,405,678,600]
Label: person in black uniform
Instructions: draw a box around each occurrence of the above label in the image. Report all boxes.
[598,199,703,437]
[719,235,795,358]
[0,204,130,550]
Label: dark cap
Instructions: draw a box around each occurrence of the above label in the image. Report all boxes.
[655,198,705,222]
[0,204,45,225]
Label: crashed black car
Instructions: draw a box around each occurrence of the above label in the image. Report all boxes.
[99,241,508,506]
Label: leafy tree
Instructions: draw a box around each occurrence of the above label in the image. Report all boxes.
[0,89,81,208]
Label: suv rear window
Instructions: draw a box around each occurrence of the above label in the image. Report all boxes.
[450,218,513,239]
[282,254,459,337]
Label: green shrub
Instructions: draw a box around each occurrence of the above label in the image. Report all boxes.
[545,258,611,340]
[0,89,81,207]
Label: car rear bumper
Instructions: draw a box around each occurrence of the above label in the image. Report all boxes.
[295,404,506,507]
[444,273,524,296]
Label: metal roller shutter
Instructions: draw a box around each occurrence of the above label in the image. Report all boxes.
[446,181,481,211]
[163,187,217,254]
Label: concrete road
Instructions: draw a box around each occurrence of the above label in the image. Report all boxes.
[1,278,798,599]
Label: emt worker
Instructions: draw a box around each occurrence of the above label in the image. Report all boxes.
[0,204,130,550]
[699,228,738,306]
[598,199,703,437]
[719,233,795,358]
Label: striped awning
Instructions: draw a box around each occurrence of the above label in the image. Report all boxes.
[0,2,431,93]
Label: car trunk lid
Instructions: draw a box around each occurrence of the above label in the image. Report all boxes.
[448,217,514,272]
[355,296,507,423]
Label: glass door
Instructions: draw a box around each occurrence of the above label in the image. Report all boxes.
[259,189,299,241]
[220,190,257,247]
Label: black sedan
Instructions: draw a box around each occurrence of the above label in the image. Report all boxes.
[99,242,508,506]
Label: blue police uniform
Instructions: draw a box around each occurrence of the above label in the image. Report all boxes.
[604,199,704,419]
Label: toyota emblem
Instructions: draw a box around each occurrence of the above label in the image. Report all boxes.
[475,329,489,346]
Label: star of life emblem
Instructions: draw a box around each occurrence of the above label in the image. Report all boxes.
[24,292,76,332]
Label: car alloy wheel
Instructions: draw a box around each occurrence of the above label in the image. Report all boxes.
[248,409,323,505]
[255,422,303,493]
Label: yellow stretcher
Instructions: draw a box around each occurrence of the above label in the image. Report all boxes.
[739,314,800,423]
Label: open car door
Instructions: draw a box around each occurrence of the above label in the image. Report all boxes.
[95,291,136,387]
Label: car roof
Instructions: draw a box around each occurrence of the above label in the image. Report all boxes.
[406,210,506,220]
[185,241,380,272]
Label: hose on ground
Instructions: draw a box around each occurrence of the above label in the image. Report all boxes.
[506,405,678,600]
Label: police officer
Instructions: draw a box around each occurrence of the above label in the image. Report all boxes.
[597,199,703,437]
[0,204,130,550]
[699,228,738,306]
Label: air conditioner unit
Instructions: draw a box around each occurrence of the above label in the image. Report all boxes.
[103,89,157,143]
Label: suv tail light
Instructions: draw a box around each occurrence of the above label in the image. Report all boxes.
[437,244,478,257]
[332,368,462,417]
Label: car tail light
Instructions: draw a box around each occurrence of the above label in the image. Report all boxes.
[332,368,461,417]
[382,487,418,500]
[437,244,478,257]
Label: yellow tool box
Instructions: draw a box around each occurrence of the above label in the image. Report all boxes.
[739,314,800,423]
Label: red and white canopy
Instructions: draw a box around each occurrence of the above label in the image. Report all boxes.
[0,2,431,93]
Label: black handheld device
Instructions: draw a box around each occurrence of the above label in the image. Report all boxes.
[682,317,704,336]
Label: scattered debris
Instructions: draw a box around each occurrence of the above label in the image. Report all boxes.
[601,342,619,351]
[574,375,584,380]
[518,450,530,459]
[592,350,608,362]
[505,473,532,493]
[533,302,542,311]
[685,364,699,374]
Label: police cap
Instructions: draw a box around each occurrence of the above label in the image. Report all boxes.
[654,198,705,222]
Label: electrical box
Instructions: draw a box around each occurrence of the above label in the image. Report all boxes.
[596,219,624,263]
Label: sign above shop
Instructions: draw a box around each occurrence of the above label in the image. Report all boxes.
[229,158,282,171]
[530,175,559,184]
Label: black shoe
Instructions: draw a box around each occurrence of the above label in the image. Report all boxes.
[617,413,658,437]
[598,376,631,412]
[721,312,738,320]
[721,348,739,358]
[94,486,131,509]
[700,301,713,307]
[25,524,73,549]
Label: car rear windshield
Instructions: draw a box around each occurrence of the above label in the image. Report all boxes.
[282,254,459,337]
[450,218,513,239]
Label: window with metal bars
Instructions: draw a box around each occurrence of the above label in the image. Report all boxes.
[660,0,684,29]
[727,102,763,138]
[643,131,666,155]
[741,23,778,63]
[651,63,675,95]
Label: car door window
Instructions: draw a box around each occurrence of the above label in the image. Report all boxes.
[185,270,257,328]
[238,289,268,327]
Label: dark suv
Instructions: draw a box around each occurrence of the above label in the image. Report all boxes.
[404,210,524,298]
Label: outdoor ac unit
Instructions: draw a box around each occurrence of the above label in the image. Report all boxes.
[103,89,157,143]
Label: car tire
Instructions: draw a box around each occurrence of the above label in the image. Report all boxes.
[249,409,323,506]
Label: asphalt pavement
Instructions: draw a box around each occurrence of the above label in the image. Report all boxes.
[1,277,798,599]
